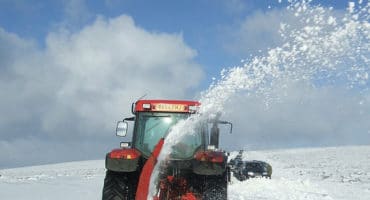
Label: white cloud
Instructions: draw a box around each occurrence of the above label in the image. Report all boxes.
[224,5,348,57]
[221,81,370,150]
[224,9,294,56]
[0,15,204,167]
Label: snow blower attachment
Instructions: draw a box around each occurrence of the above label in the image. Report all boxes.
[102,100,232,200]
[229,150,272,180]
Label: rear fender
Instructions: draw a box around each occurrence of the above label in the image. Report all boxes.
[105,148,141,172]
[192,150,227,175]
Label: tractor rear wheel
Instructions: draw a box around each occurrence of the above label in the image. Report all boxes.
[102,170,136,200]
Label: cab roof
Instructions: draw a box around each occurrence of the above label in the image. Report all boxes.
[134,99,200,113]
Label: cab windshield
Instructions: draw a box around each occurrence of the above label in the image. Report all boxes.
[133,112,203,159]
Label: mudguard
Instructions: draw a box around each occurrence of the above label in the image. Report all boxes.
[105,148,141,172]
[192,160,227,175]
[192,151,227,175]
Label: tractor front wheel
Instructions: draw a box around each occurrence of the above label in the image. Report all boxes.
[102,170,136,200]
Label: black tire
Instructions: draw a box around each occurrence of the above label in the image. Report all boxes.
[202,176,227,200]
[102,170,136,200]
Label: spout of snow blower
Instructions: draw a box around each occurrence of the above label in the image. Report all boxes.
[136,138,165,200]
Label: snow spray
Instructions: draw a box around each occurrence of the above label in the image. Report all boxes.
[148,1,370,198]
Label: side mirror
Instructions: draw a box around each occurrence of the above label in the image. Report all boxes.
[218,120,233,134]
[116,121,128,137]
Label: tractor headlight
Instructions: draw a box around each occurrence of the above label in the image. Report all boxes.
[262,172,268,175]
[247,172,254,176]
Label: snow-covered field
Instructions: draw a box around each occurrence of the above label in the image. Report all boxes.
[1,145,369,200]
[229,145,370,200]
[0,160,105,199]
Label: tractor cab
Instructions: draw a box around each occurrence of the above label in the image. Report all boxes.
[116,100,202,158]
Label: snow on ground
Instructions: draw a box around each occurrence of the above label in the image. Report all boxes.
[1,146,370,199]
[0,160,105,200]
[229,145,370,200]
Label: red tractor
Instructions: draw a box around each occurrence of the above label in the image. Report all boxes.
[102,100,232,200]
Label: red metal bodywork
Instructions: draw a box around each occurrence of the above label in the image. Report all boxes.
[109,148,141,159]
[194,150,225,163]
[155,176,201,200]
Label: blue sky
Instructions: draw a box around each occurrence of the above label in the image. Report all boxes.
[0,0,351,87]
[1,0,368,168]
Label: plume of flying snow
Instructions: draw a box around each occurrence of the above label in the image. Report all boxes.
[148,1,370,198]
